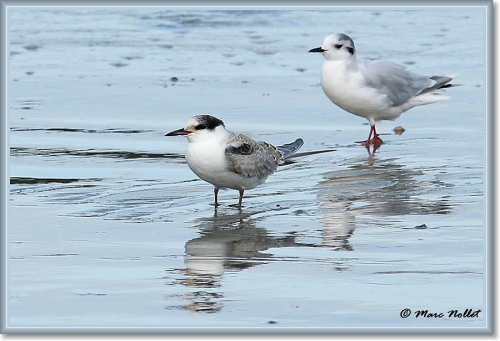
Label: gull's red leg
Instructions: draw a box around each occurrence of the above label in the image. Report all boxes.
[364,125,383,146]
[371,125,383,144]
[364,125,375,146]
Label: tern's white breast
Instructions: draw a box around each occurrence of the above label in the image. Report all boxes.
[185,138,263,190]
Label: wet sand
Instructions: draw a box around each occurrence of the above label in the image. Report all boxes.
[7,8,488,331]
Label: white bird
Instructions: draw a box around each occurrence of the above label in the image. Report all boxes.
[309,33,456,145]
[166,115,304,208]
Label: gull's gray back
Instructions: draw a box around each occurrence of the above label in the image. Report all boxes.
[362,59,435,107]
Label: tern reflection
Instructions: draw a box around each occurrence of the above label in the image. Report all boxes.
[184,212,283,276]
[170,210,304,313]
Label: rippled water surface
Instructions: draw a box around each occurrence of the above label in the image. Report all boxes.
[7,8,488,331]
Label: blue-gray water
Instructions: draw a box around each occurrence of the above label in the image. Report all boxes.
[8,8,487,331]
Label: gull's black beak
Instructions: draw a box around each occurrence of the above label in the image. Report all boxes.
[165,128,190,136]
[309,47,326,53]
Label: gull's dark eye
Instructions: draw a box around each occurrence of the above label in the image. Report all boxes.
[195,124,207,130]
[334,43,343,49]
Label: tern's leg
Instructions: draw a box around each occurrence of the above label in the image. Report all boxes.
[214,187,219,207]
[237,189,244,209]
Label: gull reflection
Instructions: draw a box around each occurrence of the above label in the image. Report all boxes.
[318,200,356,250]
[318,155,452,249]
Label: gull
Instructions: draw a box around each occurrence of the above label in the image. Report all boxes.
[309,33,456,145]
[166,115,304,208]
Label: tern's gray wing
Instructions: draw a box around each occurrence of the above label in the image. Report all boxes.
[277,138,304,159]
[225,132,283,180]
[362,60,436,107]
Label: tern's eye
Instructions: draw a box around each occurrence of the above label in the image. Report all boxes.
[195,124,207,130]
[334,43,343,49]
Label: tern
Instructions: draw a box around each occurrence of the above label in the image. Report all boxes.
[309,33,456,145]
[166,115,304,208]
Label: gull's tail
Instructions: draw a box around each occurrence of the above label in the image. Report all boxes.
[277,138,304,160]
[420,74,460,95]
[431,74,455,87]
[412,74,459,105]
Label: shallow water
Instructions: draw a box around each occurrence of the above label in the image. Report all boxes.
[7,8,488,331]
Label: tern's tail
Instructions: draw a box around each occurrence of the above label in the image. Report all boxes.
[277,138,304,159]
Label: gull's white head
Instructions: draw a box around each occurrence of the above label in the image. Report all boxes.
[165,115,227,143]
[309,33,356,61]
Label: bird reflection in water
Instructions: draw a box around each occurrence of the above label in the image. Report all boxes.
[318,154,453,249]
[165,211,301,313]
